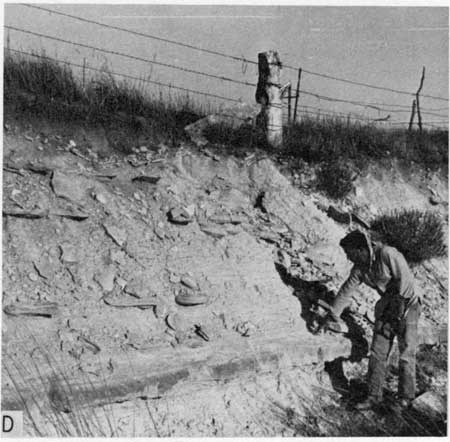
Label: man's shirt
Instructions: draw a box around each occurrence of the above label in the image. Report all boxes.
[335,243,419,319]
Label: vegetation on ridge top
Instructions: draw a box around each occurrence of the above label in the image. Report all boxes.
[4,50,448,198]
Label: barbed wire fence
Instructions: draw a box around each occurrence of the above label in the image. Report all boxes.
[5,4,449,131]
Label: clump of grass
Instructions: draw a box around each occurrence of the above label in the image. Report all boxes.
[316,161,355,199]
[4,51,83,103]
[4,51,204,147]
[371,209,447,264]
[203,122,255,148]
[283,117,447,172]
[203,114,447,174]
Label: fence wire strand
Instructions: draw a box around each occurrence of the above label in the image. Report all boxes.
[22,3,260,67]
[7,48,244,104]
[6,25,258,88]
[20,3,449,103]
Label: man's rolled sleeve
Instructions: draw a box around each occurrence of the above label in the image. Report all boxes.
[332,266,362,317]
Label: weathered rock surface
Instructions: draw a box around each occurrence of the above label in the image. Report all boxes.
[412,391,446,421]
[2,123,448,436]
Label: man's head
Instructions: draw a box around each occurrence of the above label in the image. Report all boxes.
[340,230,371,268]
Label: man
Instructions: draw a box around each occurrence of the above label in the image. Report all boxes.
[327,230,421,410]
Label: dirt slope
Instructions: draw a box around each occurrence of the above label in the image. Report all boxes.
[2,119,447,436]
[2,122,351,411]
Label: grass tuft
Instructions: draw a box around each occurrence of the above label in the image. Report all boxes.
[284,117,448,172]
[4,51,204,148]
[316,160,355,199]
[203,122,256,148]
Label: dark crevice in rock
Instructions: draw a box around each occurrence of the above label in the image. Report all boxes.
[254,191,267,213]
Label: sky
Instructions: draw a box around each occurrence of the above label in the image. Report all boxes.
[4,3,449,128]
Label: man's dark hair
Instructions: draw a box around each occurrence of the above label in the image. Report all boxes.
[339,230,368,251]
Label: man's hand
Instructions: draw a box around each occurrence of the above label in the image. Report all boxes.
[375,320,399,339]
[325,313,348,334]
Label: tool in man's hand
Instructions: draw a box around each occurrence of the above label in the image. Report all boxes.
[309,299,348,335]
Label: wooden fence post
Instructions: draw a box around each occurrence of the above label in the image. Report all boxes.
[408,99,416,131]
[416,66,425,133]
[255,50,283,148]
[287,84,292,125]
[82,58,86,90]
[6,30,10,57]
[293,68,302,123]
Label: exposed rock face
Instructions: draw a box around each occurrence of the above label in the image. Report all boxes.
[3,133,356,420]
[2,123,447,436]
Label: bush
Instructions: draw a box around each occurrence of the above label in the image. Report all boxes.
[371,209,446,264]
[316,161,354,199]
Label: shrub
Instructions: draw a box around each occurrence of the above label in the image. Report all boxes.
[371,209,447,264]
[316,161,354,199]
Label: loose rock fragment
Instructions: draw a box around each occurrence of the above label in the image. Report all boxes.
[124,276,154,299]
[412,391,446,421]
[51,171,90,204]
[102,292,157,309]
[34,258,53,280]
[430,194,445,206]
[127,155,147,167]
[95,267,116,292]
[234,321,257,337]
[28,272,38,282]
[168,207,193,225]
[95,192,108,205]
[258,231,279,244]
[3,208,47,219]
[181,275,198,290]
[153,300,168,319]
[200,224,227,239]
[194,324,210,341]
[326,205,371,229]
[132,175,160,184]
[103,223,127,247]
[166,313,179,331]
[52,209,89,221]
[278,250,292,270]
[209,211,245,225]
[115,277,127,289]
[60,243,79,264]
[175,292,208,306]
[78,335,101,355]
[4,301,58,317]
